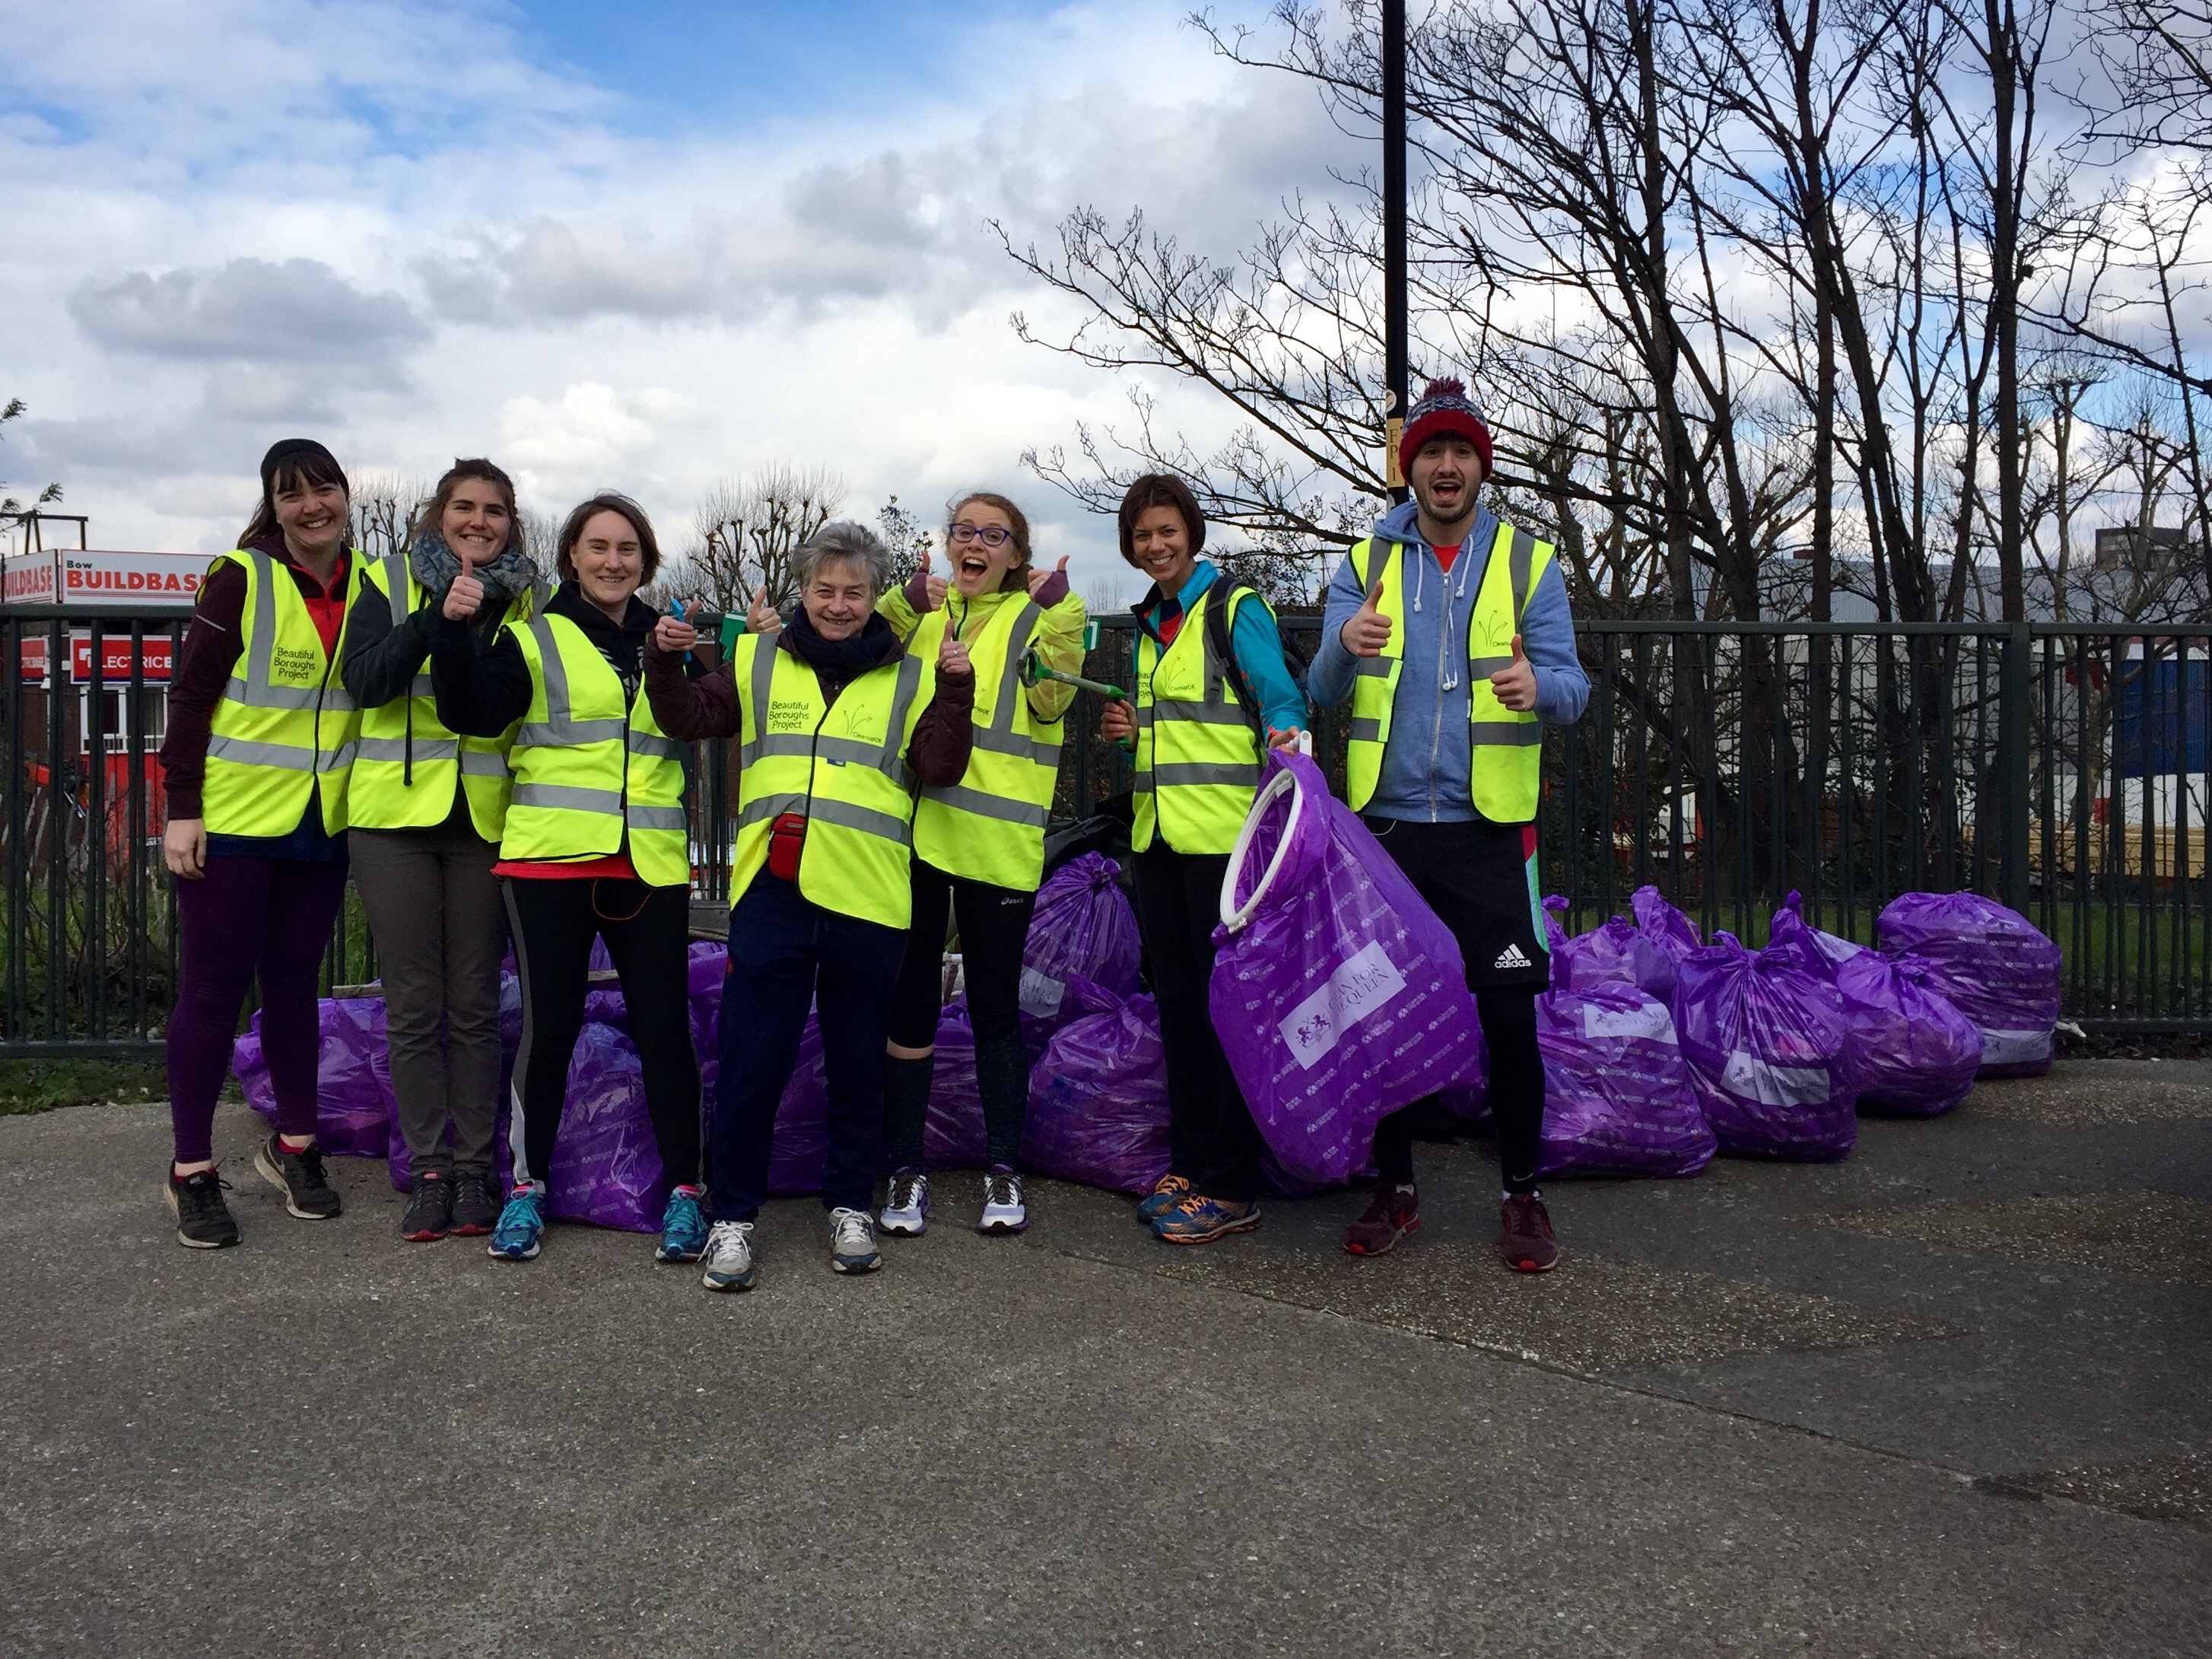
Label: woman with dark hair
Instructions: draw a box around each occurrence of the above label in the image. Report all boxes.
[156,438,363,1248]
[1098,474,1308,1244]
[647,522,974,1290]
[869,490,1085,1237]
[342,459,537,1242]
[429,491,705,1266]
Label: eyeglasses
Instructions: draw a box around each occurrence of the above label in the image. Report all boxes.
[949,523,1012,548]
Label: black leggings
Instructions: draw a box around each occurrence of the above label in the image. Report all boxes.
[885,859,1038,1048]
[502,876,701,1197]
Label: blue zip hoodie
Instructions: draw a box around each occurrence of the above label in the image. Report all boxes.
[1133,559,1308,737]
[1306,501,1588,823]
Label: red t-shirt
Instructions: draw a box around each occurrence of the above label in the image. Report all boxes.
[1433,542,1463,574]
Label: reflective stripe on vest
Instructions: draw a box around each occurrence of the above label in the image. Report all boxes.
[908,595,1060,891]
[347,550,521,837]
[1344,522,1552,822]
[499,613,689,886]
[202,548,360,837]
[729,634,929,930]
[1131,583,1266,855]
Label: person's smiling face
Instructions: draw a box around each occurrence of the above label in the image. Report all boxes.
[1128,504,1197,596]
[441,481,513,565]
[948,498,1022,599]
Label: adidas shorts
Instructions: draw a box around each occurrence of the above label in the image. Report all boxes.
[1359,814,1551,993]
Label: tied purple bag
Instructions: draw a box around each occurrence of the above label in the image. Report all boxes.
[1877,892,2062,1078]
[1209,748,1486,1185]
[1672,930,1858,1161]
[1629,885,1703,1002]
[235,997,396,1157]
[1022,992,1173,1193]
[1769,895,1982,1116]
[1537,981,1716,1177]
[1021,853,1143,1026]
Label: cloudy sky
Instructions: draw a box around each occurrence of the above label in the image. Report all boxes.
[1,0,1365,600]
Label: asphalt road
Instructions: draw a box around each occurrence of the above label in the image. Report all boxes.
[3,1058,2209,1657]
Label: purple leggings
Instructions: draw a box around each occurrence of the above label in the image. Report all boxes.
[167,854,348,1163]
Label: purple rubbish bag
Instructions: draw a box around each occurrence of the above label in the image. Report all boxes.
[539,1021,665,1231]
[1022,993,1172,1193]
[1629,886,1703,1002]
[1672,931,1858,1160]
[1769,895,1979,1115]
[234,996,396,1157]
[1537,980,1715,1177]
[1021,853,1143,1026]
[1877,892,2061,1078]
[1209,748,1486,1185]
[767,1014,830,1197]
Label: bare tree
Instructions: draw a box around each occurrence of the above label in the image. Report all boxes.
[348,472,431,564]
[673,466,844,615]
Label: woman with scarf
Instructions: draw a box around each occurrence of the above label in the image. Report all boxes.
[341,459,536,1243]
[646,522,974,1290]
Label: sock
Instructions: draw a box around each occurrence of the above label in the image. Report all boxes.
[882,1053,935,1172]
[1503,1187,1541,1203]
[973,1029,1032,1171]
[278,1133,313,1152]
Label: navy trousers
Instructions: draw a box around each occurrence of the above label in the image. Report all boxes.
[710,872,907,1222]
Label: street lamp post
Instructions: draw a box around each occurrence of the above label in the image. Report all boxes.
[1383,0,1410,506]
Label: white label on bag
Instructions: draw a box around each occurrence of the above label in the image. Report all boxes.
[1978,1026,2052,1066]
[1719,1050,1830,1106]
[1581,1000,1673,1043]
[1278,941,1407,1071]
[1018,967,1064,1019]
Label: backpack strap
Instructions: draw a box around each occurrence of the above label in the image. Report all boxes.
[1203,580,1263,731]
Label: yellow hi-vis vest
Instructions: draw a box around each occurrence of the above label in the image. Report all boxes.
[1132,582,1270,856]
[904,593,1062,891]
[348,550,526,837]
[201,547,361,837]
[729,634,931,931]
[500,613,690,887]
[1346,520,1555,823]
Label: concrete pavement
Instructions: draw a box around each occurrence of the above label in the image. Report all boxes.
[2,1059,2208,1657]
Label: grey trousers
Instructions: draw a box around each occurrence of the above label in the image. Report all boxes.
[351,803,507,1178]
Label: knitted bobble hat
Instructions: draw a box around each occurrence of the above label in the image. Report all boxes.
[1398,377,1493,483]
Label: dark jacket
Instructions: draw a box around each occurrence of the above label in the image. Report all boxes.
[341,564,510,710]
[644,613,974,789]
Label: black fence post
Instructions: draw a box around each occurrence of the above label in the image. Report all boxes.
[2000,621,2032,914]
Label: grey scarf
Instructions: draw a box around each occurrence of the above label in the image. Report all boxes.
[406,527,536,608]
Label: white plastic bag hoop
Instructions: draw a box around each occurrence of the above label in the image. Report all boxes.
[1219,763,1305,933]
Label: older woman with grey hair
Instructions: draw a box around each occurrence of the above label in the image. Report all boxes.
[646,522,975,1289]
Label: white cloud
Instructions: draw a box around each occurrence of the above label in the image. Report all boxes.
[0,0,1367,589]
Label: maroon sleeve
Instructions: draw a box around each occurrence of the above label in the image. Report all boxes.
[643,634,742,742]
[906,665,975,788]
[156,561,249,819]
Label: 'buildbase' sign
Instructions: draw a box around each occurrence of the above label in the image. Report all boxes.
[2,549,207,608]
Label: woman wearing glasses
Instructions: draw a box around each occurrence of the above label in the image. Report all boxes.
[872,492,1086,1237]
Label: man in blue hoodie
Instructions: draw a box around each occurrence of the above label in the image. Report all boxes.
[1307,378,1590,1270]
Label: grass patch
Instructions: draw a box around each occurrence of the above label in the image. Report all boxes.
[0,1057,169,1116]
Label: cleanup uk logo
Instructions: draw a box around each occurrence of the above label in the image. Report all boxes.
[1277,940,1407,1072]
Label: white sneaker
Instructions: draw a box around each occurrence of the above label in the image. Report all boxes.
[979,1167,1028,1235]
[879,1169,929,1236]
[700,1220,756,1292]
[830,1206,882,1274]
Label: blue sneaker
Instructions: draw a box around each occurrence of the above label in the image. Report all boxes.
[1136,1174,1191,1226]
[656,1184,708,1262]
[486,1185,545,1261]
[1152,1193,1260,1246]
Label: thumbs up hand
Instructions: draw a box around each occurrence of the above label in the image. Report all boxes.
[922,548,949,612]
[746,586,783,635]
[937,627,973,681]
[1026,554,1069,597]
[442,544,485,622]
[1489,631,1538,713]
[1340,577,1392,657]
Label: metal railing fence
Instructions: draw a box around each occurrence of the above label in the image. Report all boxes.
[7,608,2209,1055]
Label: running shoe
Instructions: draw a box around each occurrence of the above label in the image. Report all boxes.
[1499,1193,1559,1273]
[656,1184,709,1262]
[1343,1183,1419,1257]
[1152,1193,1261,1245]
[1136,1173,1190,1226]
[166,1167,240,1249]
[255,1133,342,1219]
[450,1173,501,1236]
[829,1206,882,1274]
[400,1171,453,1242]
[487,1185,545,1261]
[879,1168,929,1236]
[978,1166,1028,1235]
[700,1220,758,1292]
